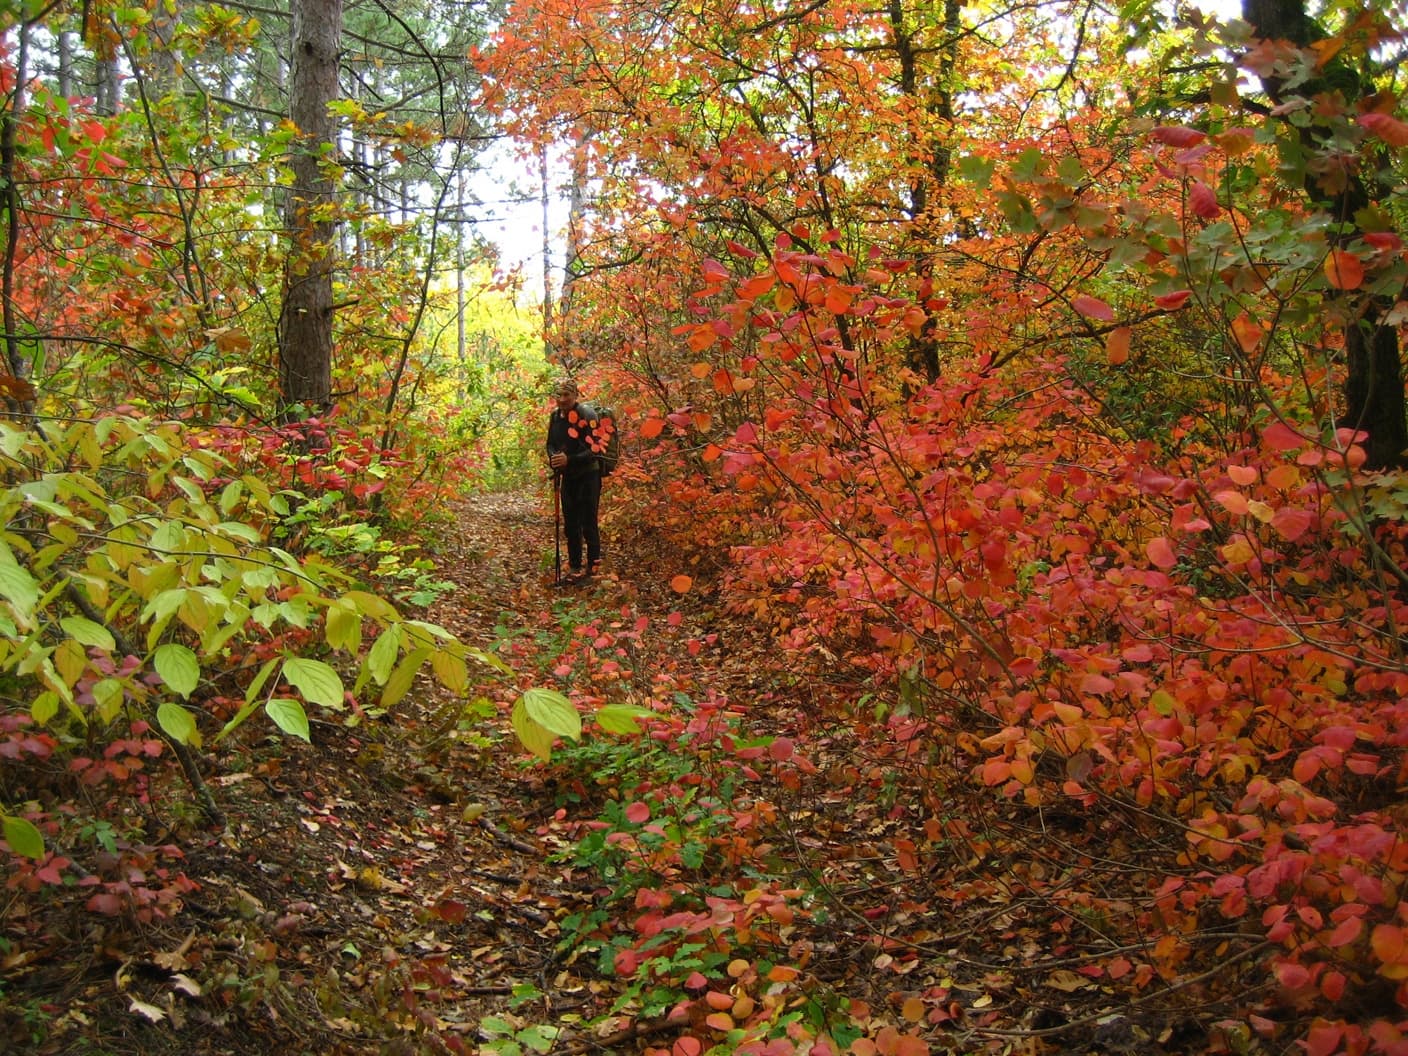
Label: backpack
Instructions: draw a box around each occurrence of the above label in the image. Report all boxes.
[580,402,621,476]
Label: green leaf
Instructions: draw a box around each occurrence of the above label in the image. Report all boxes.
[60,615,116,651]
[281,657,344,709]
[521,687,581,741]
[0,559,39,620]
[218,480,244,516]
[430,649,468,694]
[266,698,311,742]
[157,700,199,745]
[519,1025,560,1054]
[366,626,402,685]
[31,690,59,726]
[217,521,262,543]
[244,656,280,705]
[511,698,555,762]
[325,600,362,653]
[3,815,44,859]
[92,678,124,723]
[341,589,398,621]
[1012,146,1045,180]
[956,153,996,190]
[380,647,429,709]
[154,643,200,698]
[468,646,512,675]
[595,702,655,735]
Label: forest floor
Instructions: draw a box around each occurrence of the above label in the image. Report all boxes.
[5,488,1244,1056]
[6,489,813,1056]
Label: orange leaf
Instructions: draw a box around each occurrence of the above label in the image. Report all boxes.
[670,575,693,594]
[900,996,925,1021]
[673,1038,703,1056]
[1105,326,1131,366]
[1371,924,1408,979]
[825,286,854,314]
[690,361,713,378]
[640,417,666,439]
[1214,489,1250,515]
[739,273,776,299]
[704,1012,734,1031]
[1145,536,1177,570]
[687,325,717,352]
[1324,250,1365,291]
[1230,312,1264,355]
[895,1034,929,1056]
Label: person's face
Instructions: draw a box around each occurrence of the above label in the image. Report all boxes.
[555,389,578,414]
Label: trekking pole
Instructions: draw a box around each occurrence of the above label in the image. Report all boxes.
[553,470,562,586]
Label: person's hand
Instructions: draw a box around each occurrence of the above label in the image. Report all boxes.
[550,452,567,470]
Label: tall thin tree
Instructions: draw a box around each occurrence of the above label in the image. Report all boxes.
[279,0,343,416]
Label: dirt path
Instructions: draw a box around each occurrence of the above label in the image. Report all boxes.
[28,490,607,1056]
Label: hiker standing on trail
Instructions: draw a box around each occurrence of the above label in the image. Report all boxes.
[546,378,604,582]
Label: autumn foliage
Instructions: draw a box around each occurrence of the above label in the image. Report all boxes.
[3,1,1408,1055]
[474,1,1408,1053]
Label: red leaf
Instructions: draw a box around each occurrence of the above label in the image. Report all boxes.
[1323,912,1357,946]
[1261,421,1307,452]
[1359,112,1408,147]
[1271,507,1315,541]
[1274,960,1311,990]
[1154,290,1192,310]
[1189,181,1220,219]
[1151,125,1207,147]
[1072,294,1115,321]
[432,898,468,924]
[1305,1022,1344,1056]
[625,801,651,824]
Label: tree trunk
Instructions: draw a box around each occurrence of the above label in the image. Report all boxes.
[1244,0,1407,468]
[278,0,342,417]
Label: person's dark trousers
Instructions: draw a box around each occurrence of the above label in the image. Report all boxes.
[560,471,602,571]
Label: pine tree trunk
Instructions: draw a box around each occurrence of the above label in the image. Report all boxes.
[278,0,342,417]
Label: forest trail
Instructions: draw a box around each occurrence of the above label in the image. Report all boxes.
[14,484,1240,1056]
[37,488,624,1055]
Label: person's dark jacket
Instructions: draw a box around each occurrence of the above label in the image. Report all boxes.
[546,403,605,479]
